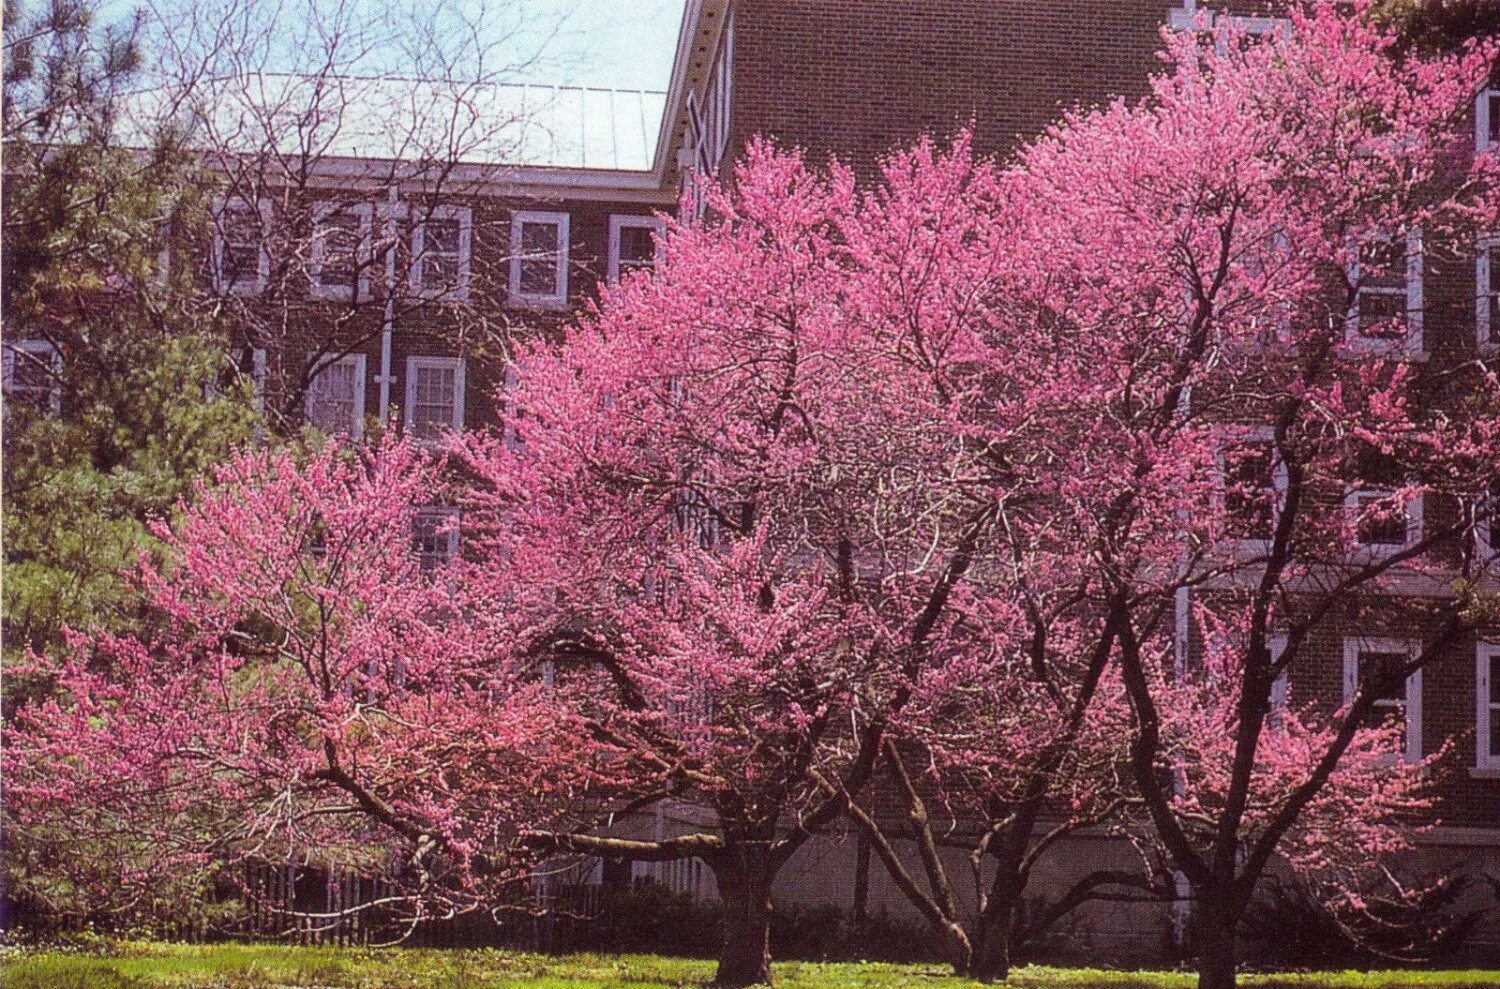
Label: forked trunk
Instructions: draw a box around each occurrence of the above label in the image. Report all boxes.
[967,875,1019,983]
[711,848,776,988]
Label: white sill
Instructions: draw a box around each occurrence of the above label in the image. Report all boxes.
[507,295,569,310]
[1468,767,1500,781]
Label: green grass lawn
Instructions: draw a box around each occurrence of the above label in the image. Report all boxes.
[2,942,1496,989]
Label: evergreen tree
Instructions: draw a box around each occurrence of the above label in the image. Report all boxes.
[3,0,258,684]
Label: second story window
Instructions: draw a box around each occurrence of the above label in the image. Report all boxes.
[608,215,665,283]
[310,203,373,301]
[1346,231,1423,355]
[214,198,271,296]
[411,205,472,302]
[404,356,465,443]
[304,353,367,438]
[2,339,62,414]
[1478,480,1500,565]
[1344,446,1421,555]
[1218,431,1286,545]
[508,210,569,308]
[411,506,460,573]
[1479,642,1500,771]
[1342,638,1422,763]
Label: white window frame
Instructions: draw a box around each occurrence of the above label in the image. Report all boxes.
[607,215,666,283]
[1267,633,1290,726]
[1214,426,1288,553]
[1168,5,1288,43]
[309,201,374,302]
[1478,87,1499,154]
[1478,483,1499,570]
[1345,229,1424,357]
[213,197,272,296]
[2,339,62,414]
[508,210,570,308]
[403,355,466,442]
[410,204,473,302]
[304,352,368,439]
[1343,481,1423,559]
[1479,234,1498,351]
[1478,641,1500,771]
[1342,637,1423,763]
[412,505,461,573]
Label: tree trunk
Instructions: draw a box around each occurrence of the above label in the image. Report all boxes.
[711,847,776,988]
[967,876,1018,983]
[968,919,1012,983]
[1192,896,1239,989]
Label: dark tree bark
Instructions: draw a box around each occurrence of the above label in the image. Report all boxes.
[710,845,776,988]
[1192,894,1239,989]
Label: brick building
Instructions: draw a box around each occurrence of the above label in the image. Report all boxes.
[5,0,1496,960]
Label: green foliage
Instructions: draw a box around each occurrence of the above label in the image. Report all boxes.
[3,0,260,671]
[2,0,263,930]
[2,943,1499,989]
[1369,0,1500,52]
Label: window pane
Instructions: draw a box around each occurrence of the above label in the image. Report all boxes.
[1488,243,1500,344]
[519,221,559,295]
[308,360,360,433]
[1490,92,1500,146]
[618,224,657,273]
[1354,492,1408,546]
[1360,239,1405,287]
[222,205,261,282]
[4,344,58,410]
[421,218,462,290]
[1224,441,1276,540]
[411,365,456,440]
[1358,650,1407,729]
[412,510,456,572]
[1490,654,1500,757]
[318,213,361,288]
[1357,290,1407,339]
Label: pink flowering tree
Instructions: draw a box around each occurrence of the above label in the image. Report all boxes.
[980,4,1500,987]
[453,144,1016,987]
[4,440,599,934]
[838,619,1146,981]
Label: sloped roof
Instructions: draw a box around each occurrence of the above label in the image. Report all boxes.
[136,74,667,172]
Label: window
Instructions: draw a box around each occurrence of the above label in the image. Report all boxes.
[1218,430,1286,545]
[1344,446,1421,555]
[608,215,665,283]
[213,198,271,295]
[508,210,569,307]
[1168,5,1287,48]
[411,507,460,573]
[2,339,61,414]
[1342,637,1422,763]
[304,353,367,438]
[1478,642,1500,771]
[1477,479,1499,565]
[310,202,372,301]
[1479,235,1499,349]
[1478,87,1499,153]
[1345,230,1423,355]
[411,205,472,301]
[404,356,465,442]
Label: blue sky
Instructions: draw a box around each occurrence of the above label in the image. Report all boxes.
[532,1,686,91]
[112,0,688,93]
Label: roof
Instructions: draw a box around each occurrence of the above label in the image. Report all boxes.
[135,74,667,172]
